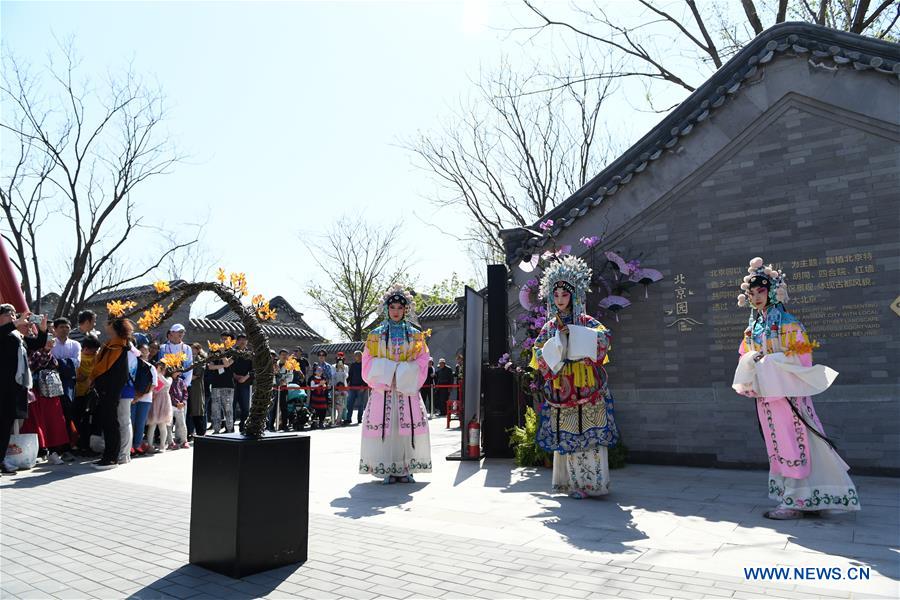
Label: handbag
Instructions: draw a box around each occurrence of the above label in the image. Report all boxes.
[5,421,38,470]
[37,369,64,397]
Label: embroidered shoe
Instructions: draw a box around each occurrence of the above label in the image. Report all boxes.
[764,507,803,520]
[569,490,588,500]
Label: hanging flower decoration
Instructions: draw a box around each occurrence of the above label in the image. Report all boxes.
[518,278,540,311]
[208,338,237,353]
[153,280,171,294]
[106,300,137,318]
[283,356,301,372]
[160,352,187,370]
[216,268,227,283]
[580,236,601,248]
[252,294,277,321]
[137,303,165,331]
[539,219,554,232]
[229,272,249,297]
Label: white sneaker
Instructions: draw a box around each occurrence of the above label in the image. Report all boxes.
[47,452,64,465]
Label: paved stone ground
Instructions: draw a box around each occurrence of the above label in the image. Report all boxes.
[1,418,897,599]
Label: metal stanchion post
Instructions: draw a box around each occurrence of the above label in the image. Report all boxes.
[430,385,434,418]
[330,381,335,427]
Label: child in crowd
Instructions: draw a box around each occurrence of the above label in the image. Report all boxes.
[333,354,348,427]
[308,365,329,429]
[169,369,189,448]
[73,334,101,455]
[130,343,157,457]
[146,362,173,452]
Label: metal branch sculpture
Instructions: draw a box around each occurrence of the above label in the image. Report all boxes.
[110,275,276,439]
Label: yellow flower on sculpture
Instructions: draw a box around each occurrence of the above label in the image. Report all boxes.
[216,268,227,283]
[106,300,137,318]
[160,352,187,370]
[137,303,165,331]
[284,356,301,372]
[153,280,171,294]
[424,328,432,338]
[208,337,237,353]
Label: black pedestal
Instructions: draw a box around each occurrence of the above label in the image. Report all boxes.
[189,433,309,578]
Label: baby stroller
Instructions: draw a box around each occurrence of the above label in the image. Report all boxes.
[286,384,311,431]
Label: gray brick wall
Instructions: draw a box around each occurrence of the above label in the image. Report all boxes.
[508,64,900,475]
[600,104,899,474]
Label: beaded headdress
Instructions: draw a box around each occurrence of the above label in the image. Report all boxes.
[539,255,592,318]
[381,284,418,323]
[737,256,789,308]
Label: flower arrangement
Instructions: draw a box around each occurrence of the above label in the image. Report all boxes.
[106,300,137,318]
[283,356,301,372]
[208,338,237,353]
[160,352,187,370]
[101,270,279,438]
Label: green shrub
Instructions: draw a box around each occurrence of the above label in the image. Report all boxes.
[507,406,551,468]
[609,438,628,469]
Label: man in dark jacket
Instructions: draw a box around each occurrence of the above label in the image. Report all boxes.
[434,358,454,417]
[343,350,366,425]
[0,305,48,474]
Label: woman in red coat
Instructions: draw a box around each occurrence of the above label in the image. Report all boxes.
[21,337,73,464]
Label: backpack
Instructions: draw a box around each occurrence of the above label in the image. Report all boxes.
[133,359,154,396]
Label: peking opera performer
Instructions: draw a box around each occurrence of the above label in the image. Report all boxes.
[531,255,619,499]
[359,284,432,484]
[733,257,859,519]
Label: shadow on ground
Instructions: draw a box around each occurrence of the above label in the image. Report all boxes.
[492,459,898,583]
[127,563,303,600]
[330,480,427,519]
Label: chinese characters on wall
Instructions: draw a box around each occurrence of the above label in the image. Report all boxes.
[706,252,881,348]
[666,272,703,332]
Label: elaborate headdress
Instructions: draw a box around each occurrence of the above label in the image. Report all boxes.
[539,255,592,318]
[381,283,418,323]
[737,256,789,308]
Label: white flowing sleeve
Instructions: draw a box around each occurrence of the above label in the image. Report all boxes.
[366,357,399,387]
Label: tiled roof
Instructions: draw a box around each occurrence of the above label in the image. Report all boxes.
[87,280,189,303]
[419,302,462,321]
[501,22,900,264]
[205,296,325,340]
[310,342,365,355]
[189,318,322,341]
[207,295,301,321]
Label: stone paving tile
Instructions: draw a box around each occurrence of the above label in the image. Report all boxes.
[2,422,898,600]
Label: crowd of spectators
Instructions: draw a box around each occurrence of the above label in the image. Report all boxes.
[1,304,464,474]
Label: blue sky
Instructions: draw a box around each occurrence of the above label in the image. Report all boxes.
[2,0,680,340]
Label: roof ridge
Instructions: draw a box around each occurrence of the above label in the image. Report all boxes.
[502,22,900,264]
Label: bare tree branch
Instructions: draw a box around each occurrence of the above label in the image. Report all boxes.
[406,54,614,263]
[302,215,410,341]
[1,41,193,320]
[741,0,766,34]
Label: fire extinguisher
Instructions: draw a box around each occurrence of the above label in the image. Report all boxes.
[467,417,481,458]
